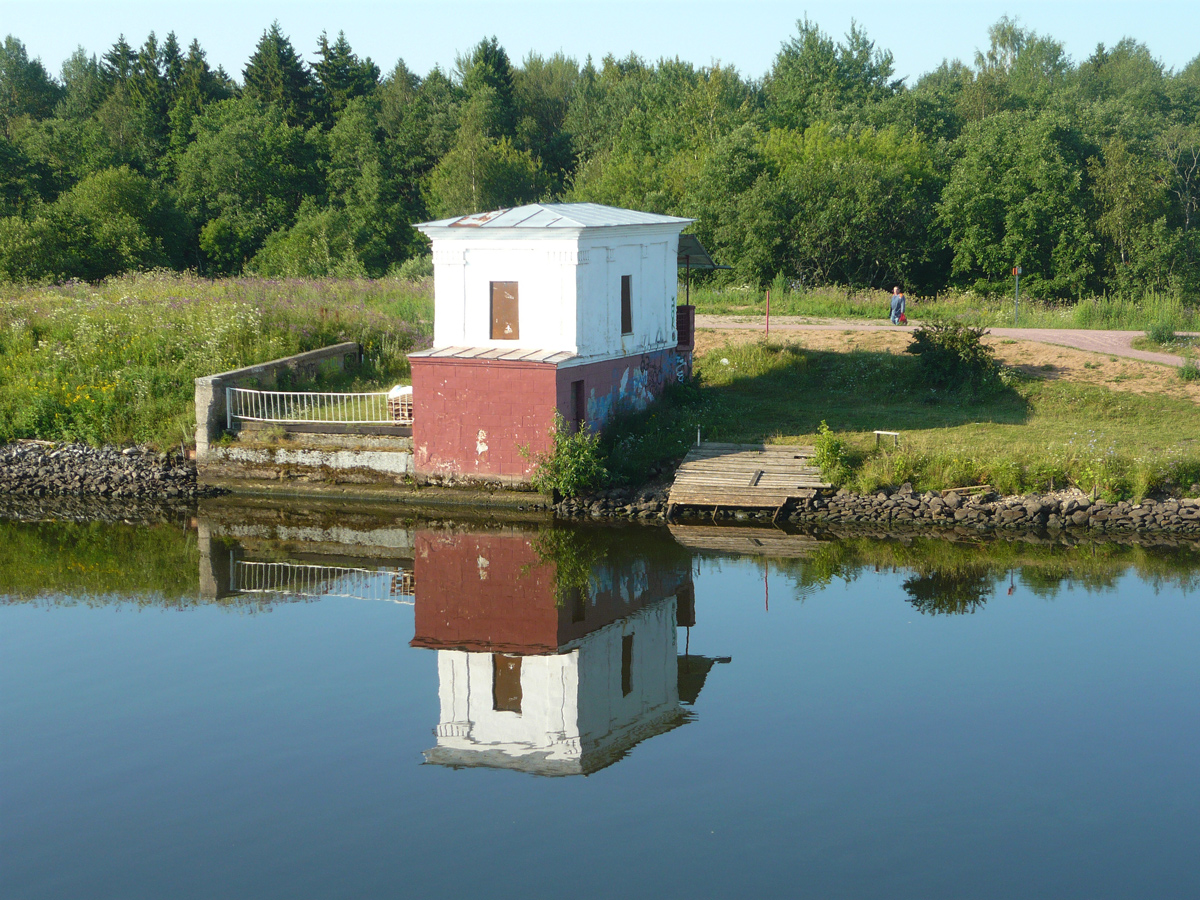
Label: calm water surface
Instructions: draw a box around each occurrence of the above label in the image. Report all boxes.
[2,512,1198,899]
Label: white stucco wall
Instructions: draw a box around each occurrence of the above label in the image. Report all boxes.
[430,598,680,767]
[426,226,682,363]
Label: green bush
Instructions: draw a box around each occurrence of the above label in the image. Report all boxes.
[813,420,851,485]
[1146,321,1179,345]
[527,413,610,498]
[905,321,999,390]
[395,253,433,282]
[1180,354,1200,383]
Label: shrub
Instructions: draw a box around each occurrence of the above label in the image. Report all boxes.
[527,413,609,498]
[1146,321,1179,345]
[395,253,433,282]
[1180,353,1200,383]
[813,420,851,485]
[905,321,999,390]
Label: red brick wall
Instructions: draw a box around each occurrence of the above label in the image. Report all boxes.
[555,346,685,432]
[411,530,561,654]
[409,528,694,654]
[410,346,686,482]
[410,357,559,480]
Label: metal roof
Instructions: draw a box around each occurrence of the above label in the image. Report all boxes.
[415,202,694,231]
[408,346,577,364]
[677,234,729,269]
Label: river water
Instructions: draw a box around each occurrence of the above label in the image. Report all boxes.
[2,505,1198,899]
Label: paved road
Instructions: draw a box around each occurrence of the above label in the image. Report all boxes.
[695,315,1198,367]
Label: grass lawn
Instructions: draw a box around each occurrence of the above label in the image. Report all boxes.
[601,330,1200,500]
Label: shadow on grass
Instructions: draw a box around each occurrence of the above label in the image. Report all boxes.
[600,343,1030,485]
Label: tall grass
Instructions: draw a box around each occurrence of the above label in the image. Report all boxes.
[0,271,433,447]
[684,283,1200,331]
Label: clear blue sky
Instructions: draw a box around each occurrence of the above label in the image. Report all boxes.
[4,1,1197,84]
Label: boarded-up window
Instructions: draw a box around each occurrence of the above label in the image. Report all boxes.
[493,654,522,713]
[621,634,634,696]
[571,379,585,433]
[491,281,519,340]
[620,275,633,335]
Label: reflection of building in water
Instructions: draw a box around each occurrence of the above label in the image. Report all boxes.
[411,528,725,776]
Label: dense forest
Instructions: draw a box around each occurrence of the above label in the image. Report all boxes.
[1,18,1198,299]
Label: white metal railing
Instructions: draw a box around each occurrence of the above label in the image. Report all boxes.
[226,385,413,428]
[231,560,415,604]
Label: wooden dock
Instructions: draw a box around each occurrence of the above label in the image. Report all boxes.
[666,442,831,518]
[669,524,820,559]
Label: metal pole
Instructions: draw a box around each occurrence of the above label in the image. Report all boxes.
[1014,266,1021,326]
[766,288,770,336]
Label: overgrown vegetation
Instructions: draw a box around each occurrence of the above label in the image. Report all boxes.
[598,338,1200,501]
[0,271,431,446]
[2,19,1199,298]
[526,413,609,498]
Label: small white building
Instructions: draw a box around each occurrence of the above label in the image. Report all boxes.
[425,598,686,776]
[408,202,697,484]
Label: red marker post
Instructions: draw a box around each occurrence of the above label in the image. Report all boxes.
[1013,266,1022,326]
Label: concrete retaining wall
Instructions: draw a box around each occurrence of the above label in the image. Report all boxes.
[200,436,413,486]
[194,342,362,459]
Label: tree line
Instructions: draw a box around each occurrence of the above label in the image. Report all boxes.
[1,18,1198,299]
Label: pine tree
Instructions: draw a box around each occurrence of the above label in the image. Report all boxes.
[243,22,314,128]
[313,31,379,125]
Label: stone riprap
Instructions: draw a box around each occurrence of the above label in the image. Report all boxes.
[0,442,222,501]
[556,482,1200,535]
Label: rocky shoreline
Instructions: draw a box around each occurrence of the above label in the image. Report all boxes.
[0,441,222,502]
[555,482,1200,535]
[3,440,1198,537]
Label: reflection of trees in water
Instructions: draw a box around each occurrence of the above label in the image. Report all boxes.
[764,532,1200,608]
[902,568,993,615]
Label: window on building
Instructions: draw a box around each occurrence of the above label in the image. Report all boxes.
[571,379,585,433]
[493,653,522,713]
[620,275,633,335]
[491,281,519,340]
[621,633,634,696]
[568,587,587,623]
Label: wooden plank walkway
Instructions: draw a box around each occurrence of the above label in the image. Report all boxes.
[667,442,831,514]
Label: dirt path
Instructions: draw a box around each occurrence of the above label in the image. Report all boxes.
[695,315,1197,368]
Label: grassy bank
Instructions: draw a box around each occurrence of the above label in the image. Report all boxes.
[0,272,433,447]
[600,336,1200,501]
[685,283,1200,332]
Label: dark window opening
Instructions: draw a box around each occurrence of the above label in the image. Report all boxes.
[620,275,633,335]
[491,281,519,340]
[569,587,587,623]
[571,379,585,434]
[493,654,522,713]
[621,634,634,696]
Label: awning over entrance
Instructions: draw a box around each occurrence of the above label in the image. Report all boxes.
[677,234,729,270]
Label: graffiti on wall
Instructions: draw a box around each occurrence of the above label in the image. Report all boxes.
[585,349,677,428]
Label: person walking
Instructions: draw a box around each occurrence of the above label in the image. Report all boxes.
[890,286,906,325]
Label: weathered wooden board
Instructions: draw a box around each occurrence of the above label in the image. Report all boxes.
[667,442,831,509]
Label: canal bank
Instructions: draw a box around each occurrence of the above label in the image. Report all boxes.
[4,439,1200,537]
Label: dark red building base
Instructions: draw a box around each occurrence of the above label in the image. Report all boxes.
[409,345,690,484]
